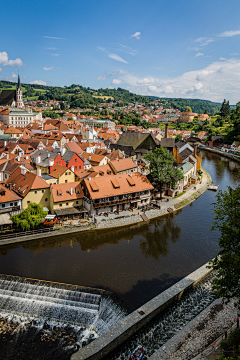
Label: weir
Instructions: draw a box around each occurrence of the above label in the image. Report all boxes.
[0,275,128,339]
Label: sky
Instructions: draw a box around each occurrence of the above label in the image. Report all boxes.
[1,0,240,104]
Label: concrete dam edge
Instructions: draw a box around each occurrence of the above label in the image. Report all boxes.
[71,261,213,360]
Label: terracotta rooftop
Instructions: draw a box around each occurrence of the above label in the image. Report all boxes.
[51,182,84,203]
[110,158,137,173]
[83,172,153,200]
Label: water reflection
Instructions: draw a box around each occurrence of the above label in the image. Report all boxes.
[139,214,181,260]
[0,150,239,308]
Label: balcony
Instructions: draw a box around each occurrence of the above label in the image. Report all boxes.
[94,196,140,209]
[0,205,21,214]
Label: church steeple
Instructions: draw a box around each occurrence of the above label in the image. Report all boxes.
[16,70,23,108]
[18,70,21,90]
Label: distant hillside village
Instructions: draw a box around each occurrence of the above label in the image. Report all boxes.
[0,76,236,230]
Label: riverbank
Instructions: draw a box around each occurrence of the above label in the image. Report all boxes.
[198,144,240,163]
[0,167,212,246]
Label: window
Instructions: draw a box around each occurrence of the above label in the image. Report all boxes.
[66,202,68,206]
[42,190,44,193]
[59,203,62,207]
[10,203,13,206]
[76,201,78,204]
[27,201,30,204]
[75,166,77,170]
[2,204,5,208]
[65,180,67,183]
[35,190,37,194]
[45,198,48,202]
[79,166,81,170]
[14,202,17,206]
[5,174,7,179]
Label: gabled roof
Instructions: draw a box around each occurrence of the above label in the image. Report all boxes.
[179,148,192,160]
[0,90,16,106]
[6,168,49,198]
[117,132,159,150]
[177,161,194,174]
[0,183,21,204]
[109,158,137,173]
[49,165,70,178]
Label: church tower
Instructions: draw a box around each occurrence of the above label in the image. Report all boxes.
[16,71,23,108]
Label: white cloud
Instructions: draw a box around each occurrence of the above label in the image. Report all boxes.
[47,47,57,50]
[5,72,18,81]
[0,68,2,73]
[43,36,65,40]
[0,51,23,67]
[131,32,141,40]
[219,57,226,61]
[219,30,240,37]
[97,70,125,81]
[195,52,204,57]
[30,80,47,85]
[117,58,240,103]
[116,44,138,56]
[108,53,128,64]
[195,37,215,47]
[51,54,59,56]
[43,66,53,71]
[112,79,123,85]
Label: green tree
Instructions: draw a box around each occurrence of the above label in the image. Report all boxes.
[184,106,192,113]
[220,99,231,118]
[175,134,182,142]
[208,186,240,307]
[145,147,183,199]
[11,203,48,231]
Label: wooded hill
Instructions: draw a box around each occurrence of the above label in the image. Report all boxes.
[0,80,222,114]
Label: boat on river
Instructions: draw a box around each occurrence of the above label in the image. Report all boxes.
[208,185,219,191]
[128,345,144,359]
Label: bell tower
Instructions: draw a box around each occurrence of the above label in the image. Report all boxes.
[16,70,23,108]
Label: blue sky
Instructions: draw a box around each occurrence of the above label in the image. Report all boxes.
[1,0,240,103]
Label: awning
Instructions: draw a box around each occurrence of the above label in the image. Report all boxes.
[191,175,198,180]
[0,213,12,226]
[54,206,88,217]
[43,207,49,212]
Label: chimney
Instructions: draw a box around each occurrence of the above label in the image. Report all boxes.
[48,153,50,157]
[88,176,91,181]
[70,187,73,195]
[8,182,12,190]
[88,155,91,161]
[4,141,7,147]
[26,156,29,160]
[165,123,168,138]
[21,167,27,176]
[37,168,41,177]
[71,166,74,172]
[46,139,48,146]
[36,154,41,164]
[194,144,197,158]
[61,147,66,156]
[0,172,3,182]
[49,158,54,167]
[19,151,23,158]
[6,153,9,160]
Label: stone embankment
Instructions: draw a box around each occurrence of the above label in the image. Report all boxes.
[149,298,238,360]
[0,168,211,246]
[198,144,240,163]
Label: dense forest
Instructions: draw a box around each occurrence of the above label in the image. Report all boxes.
[0,80,224,114]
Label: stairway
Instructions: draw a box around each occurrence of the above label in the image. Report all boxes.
[141,213,148,221]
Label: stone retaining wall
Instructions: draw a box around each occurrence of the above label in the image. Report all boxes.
[199,145,240,163]
[71,261,212,360]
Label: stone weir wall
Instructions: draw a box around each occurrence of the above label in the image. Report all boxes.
[71,262,212,360]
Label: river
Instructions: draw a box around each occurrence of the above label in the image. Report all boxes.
[0,151,239,310]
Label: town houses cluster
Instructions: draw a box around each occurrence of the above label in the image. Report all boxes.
[0,77,205,228]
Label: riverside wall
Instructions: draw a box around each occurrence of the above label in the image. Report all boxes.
[71,261,213,360]
[198,145,240,163]
[0,168,211,247]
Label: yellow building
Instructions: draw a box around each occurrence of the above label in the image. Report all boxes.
[49,182,87,218]
[6,167,50,210]
[179,112,195,123]
[49,165,76,184]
